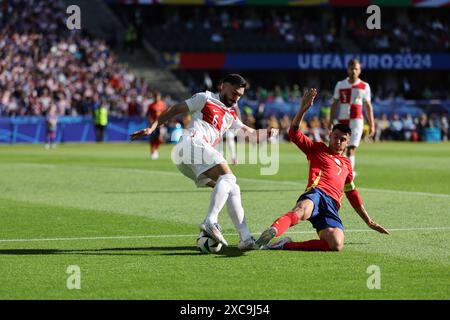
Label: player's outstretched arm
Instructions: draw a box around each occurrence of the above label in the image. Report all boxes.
[130,102,189,141]
[291,88,317,130]
[355,205,390,235]
[364,100,376,137]
[346,188,390,235]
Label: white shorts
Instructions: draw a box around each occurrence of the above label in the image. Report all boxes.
[172,135,226,188]
[347,119,364,147]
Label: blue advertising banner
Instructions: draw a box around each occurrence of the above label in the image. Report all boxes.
[215,53,450,70]
[0,116,148,144]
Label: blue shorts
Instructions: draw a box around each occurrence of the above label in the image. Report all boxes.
[296,188,344,232]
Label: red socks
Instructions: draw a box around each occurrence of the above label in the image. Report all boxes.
[271,211,299,237]
[150,138,162,153]
[283,239,331,251]
[271,212,331,251]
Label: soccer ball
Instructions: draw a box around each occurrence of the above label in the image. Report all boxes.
[196,231,223,254]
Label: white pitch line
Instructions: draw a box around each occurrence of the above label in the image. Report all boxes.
[0,227,449,243]
[110,168,450,200]
[8,163,450,199]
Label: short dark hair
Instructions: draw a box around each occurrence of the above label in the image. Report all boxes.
[348,58,361,67]
[332,123,352,135]
[222,74,248,89]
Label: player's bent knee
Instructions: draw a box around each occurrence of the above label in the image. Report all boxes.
[230,182,240,195]
[294,201,313,221]
[329,242,344,252]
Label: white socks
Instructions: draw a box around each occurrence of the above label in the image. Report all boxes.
[204,173,251,241]
[205,174,236,225]
[226,183,252,241]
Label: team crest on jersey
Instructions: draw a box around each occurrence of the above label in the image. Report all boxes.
[334,158,342,166]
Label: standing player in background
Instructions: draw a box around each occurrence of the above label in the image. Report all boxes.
[330,59,375,176]
[45,105,58,149]
[146,91,167,160]
[256,88,388,251]
[131,74,268,250]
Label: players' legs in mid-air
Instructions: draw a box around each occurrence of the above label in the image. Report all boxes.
[200,163,254,249]
[174,135,254,249]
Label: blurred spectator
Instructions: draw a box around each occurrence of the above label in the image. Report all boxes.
[267,115,280,132]
[417,113,429,141]
[389,114,403,141]
[254,102,267,130]
[309,116,322,142]
[440,113,449,141]
[402,114,416,141]
[45,105,58,149]
[279,115,291,141]
[94,102,108,142]
[124,25,138,53]
[375,114,390,142]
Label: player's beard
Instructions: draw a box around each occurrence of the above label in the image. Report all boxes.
[223,96,233,108]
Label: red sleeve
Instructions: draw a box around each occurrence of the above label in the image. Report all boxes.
[288,126,314,154]
[345,188,363,209]
[344,162,363,209]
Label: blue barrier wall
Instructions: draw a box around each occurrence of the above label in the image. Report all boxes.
[0,116,148,144]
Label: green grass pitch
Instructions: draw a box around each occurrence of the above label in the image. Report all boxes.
[0,141,449,299]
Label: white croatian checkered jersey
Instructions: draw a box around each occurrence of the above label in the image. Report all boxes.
[184,91,244,146]
[333,78,371,125]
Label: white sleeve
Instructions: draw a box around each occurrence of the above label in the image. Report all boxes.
[333,82,340,100]
[363,83,371,103]
[185,92,207,112]
[230,117,245,130]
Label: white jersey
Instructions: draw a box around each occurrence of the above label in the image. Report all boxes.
[184,91,244,146]
[333,78,371,122]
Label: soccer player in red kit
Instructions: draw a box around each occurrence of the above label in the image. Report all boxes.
[255,88,389,251]
[146,91,167,160]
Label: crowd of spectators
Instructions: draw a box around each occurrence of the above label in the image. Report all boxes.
[375,112,449,142]
[116,5,450,53]
[0,0,161,118]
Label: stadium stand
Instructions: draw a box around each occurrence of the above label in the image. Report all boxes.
[0,1,448,143]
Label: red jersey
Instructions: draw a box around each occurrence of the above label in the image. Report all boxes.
[288,127,360,209]
[147,101,167,122]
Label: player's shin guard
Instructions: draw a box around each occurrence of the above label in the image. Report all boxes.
[271,211,299,237]
[226,183,251,241]
[283,239,331,251]
[204,174,235,224]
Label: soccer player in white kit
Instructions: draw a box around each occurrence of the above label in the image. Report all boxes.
[130,74,263,250]
[330,59,375,176]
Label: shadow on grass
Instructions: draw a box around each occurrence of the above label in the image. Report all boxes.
[0,245,247,258]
